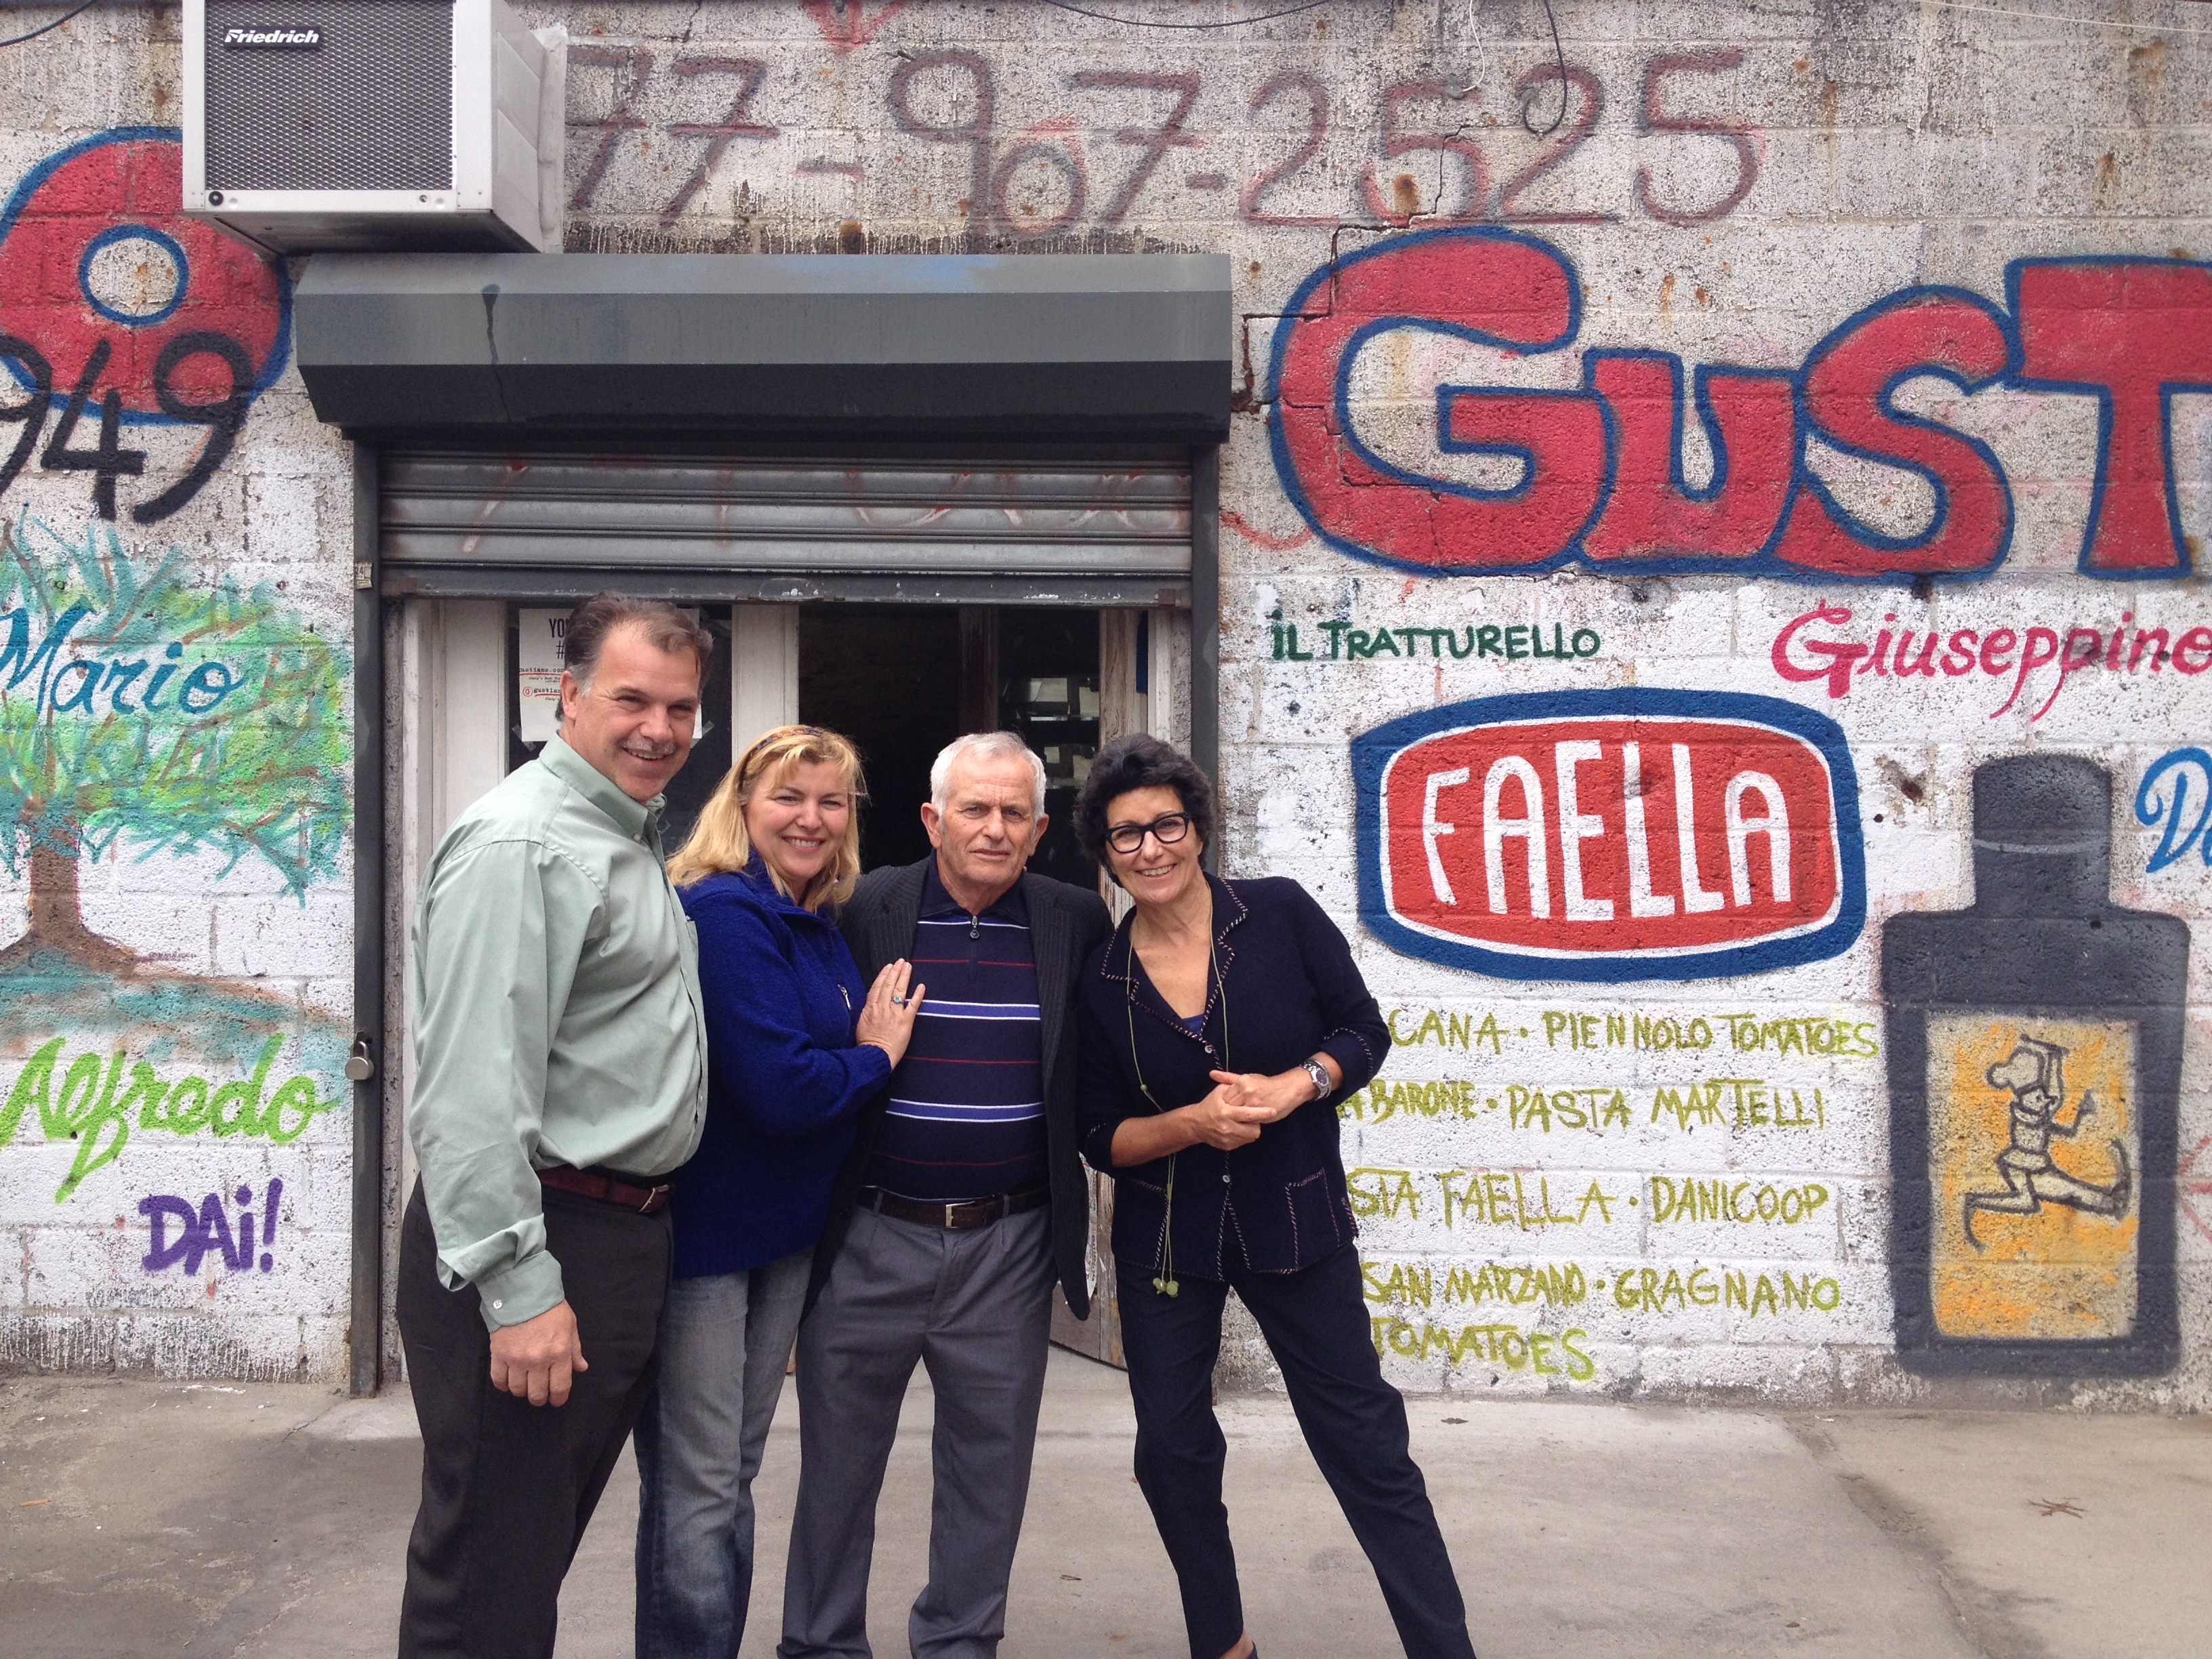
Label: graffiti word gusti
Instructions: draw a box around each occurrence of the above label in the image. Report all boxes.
[1,1036,338,1204]
[1270,227,2212,582]
[0,594,244,717]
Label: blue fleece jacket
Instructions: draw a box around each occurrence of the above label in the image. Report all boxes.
[668,863,891,1277]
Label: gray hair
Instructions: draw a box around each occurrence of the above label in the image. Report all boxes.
[930,731,1047,817]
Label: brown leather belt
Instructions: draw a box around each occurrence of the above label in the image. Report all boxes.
[539,1165,672,1215]
[858,1184,1048,1231]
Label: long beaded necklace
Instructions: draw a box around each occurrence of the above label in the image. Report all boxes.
[1121,920,1228,1298]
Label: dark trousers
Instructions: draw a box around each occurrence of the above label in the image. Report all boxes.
[396,1179,673,1659]
[1118,1244,1477,1659]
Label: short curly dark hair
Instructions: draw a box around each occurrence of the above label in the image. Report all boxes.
[1073,733,1215,870]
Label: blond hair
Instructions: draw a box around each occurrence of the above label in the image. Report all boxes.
[667,724,867,909]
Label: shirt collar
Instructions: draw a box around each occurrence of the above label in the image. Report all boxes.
[920,855,1029,925]
[541,733,661,844]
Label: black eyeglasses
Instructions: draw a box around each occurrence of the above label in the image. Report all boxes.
[1105,813,1192,855]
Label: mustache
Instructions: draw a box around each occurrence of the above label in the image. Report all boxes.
[619,739,683,760]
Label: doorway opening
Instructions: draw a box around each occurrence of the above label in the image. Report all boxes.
[798,605,1101,884]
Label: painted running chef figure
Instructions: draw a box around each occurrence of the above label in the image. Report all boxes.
[1963,1033,2133,1249]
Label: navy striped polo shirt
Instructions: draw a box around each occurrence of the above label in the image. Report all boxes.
[864,860,1046,1202]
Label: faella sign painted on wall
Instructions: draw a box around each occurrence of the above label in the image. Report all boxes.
[1353,691,1865,983]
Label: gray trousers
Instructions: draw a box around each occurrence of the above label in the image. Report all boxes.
[777,1206,1055,1659]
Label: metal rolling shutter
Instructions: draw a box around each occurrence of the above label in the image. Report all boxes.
[377,452,1194,606]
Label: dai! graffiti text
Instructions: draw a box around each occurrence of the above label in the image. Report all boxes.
[140,1179,283,1275]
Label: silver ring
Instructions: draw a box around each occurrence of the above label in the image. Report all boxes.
[891,994,907,1006]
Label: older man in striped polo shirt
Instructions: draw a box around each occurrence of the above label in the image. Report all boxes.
[781,731,1111,1659]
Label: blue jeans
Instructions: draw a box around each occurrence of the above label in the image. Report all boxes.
[636,1248,814,1659]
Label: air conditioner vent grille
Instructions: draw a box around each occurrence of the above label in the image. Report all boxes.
[205,0,453,192]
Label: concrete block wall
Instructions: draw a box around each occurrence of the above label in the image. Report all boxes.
[0,8,354,1380]
[523,0,2211,1409]
[5,0,2210,1406]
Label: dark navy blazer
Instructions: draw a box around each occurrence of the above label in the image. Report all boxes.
[1076,873,1389,1281]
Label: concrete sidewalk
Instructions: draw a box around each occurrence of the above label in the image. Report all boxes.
[3,1349,2207,1658]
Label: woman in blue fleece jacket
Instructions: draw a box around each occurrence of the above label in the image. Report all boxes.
[636,724,923,1659]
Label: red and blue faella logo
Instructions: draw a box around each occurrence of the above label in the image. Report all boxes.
[1353,690,1865,982]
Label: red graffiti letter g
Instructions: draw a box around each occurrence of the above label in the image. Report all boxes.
[1268,227,1607,571]
[1771,604,1864,699]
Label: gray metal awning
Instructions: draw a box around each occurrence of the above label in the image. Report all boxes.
[293,252,1233,441]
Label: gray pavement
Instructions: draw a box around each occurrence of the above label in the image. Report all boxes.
[3,1348,2209,1658]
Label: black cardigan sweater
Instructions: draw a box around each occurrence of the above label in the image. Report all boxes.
[1076,873,1389,1282]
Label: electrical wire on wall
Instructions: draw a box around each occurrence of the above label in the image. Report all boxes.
[1031,0,1571,132]
[1033,0,1334,26]
[1523,0,1568,136]
[0,0,95,49]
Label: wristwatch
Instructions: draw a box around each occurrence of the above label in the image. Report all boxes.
[1299,1057,1333,1101]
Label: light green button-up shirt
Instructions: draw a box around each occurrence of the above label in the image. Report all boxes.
[409,733,708,1330]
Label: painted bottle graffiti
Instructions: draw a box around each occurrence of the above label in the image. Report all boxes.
[1882,756,2186,1375]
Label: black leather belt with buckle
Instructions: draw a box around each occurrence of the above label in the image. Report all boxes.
[858,1184,1049,1230]
[539,1164,672,1215]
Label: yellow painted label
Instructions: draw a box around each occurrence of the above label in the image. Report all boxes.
[1928,1015,2137,1341]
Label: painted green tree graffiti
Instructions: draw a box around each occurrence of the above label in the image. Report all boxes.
[0,509,350,972]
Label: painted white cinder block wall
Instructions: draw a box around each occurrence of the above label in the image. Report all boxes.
[5,1,2209,1405]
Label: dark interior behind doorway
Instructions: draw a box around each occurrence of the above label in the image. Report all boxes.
[798,605,1101,886]
[799,607,961,872]
[997,609,1101,890]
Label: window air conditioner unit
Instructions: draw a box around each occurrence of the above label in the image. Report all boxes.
[181,0,566,255]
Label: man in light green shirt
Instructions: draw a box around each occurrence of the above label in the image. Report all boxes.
[396,594,713,1659]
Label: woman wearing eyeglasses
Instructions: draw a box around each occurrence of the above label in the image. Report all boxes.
[636,724,924,1658]
[1071,733,1478,1659]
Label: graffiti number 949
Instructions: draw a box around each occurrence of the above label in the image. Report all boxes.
[0,329,247,525]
